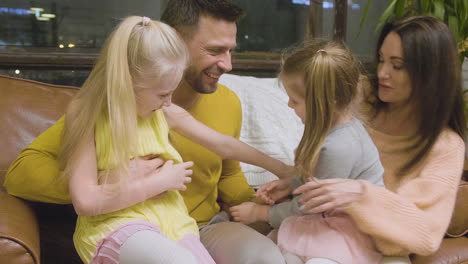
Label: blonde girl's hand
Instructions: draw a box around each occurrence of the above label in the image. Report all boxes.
[293,177,364,214]
[154,160,193,191]
[128,156,165,179]
[230,202,269,224]
[256,179,293,205]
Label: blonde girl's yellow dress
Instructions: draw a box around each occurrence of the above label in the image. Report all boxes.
[73,110,199,263]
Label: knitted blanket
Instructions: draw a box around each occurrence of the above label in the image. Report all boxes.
[219,74,303,188]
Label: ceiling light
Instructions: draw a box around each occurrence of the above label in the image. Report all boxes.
[29,7,44,12]
[41,13,56,18]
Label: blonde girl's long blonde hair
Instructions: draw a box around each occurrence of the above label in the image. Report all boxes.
[58,16,189,182]
[280,41,360,181]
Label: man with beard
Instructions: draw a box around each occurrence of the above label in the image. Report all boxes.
[161,1,284,263]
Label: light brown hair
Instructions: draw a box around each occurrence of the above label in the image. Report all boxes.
[281,40,361,180]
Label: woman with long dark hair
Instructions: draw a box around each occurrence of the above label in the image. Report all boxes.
[290,15,465,263]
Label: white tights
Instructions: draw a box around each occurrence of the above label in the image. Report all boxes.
[119,230,198,264]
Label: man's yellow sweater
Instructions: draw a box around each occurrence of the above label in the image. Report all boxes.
[4,83,255,226]
[171,84,255,225]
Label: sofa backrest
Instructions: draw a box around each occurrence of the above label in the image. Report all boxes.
[0,75,79,184]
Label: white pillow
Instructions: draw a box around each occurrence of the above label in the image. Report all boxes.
[219,74,304,188]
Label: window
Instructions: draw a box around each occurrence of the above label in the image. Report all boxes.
[0,0,168,85]
[0,0,390,85]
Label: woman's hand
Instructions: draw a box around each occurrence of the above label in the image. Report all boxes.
[293,178,364,214]
[256,179,293,205]
[230,202,270,224]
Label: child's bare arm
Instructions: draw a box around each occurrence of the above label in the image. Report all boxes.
[69,137,192,216]
[229,202,270,224]
[164,104,293,179]
[256,178,294,205]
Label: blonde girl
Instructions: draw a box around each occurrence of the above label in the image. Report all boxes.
[60,16,290,264]
[230,41,384,264]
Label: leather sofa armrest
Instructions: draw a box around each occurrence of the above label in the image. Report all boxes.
[411,237,468,264]
[0,190,40,264]
[446,179,468,237]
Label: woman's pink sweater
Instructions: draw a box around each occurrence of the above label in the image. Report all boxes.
[346,127,465,256]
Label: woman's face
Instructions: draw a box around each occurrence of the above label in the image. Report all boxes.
[377,32,412,106]
[281,73,306,123]
[134,76,179,119]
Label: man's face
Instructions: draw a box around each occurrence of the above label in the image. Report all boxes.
[183,15,237,94]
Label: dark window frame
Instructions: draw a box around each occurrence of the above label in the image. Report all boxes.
[0,2,348,76]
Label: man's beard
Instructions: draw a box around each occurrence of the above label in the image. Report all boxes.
[185,67,219,94]
[192,76,218,94]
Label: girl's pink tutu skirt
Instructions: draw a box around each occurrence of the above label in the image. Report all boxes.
[277,210,382,264]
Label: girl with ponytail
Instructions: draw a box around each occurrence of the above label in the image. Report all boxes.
[230,41,384,264]
[60,16,291,264]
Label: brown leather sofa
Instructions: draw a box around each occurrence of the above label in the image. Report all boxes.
[0,74,467,264]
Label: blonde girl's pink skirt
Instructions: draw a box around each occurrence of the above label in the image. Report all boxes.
[89,221,215,264]
[277,210,382,264]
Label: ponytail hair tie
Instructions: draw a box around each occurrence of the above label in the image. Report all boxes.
[317,49,326,53]
[142,16,150,26]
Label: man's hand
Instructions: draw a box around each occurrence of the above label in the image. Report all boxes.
[230,202,270,224]
[98,155,165,184]
[132,155,168,199]
[129,155,164,179]
[256,179,293,205]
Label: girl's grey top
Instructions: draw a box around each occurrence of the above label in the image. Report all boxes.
[268,118,384,228]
